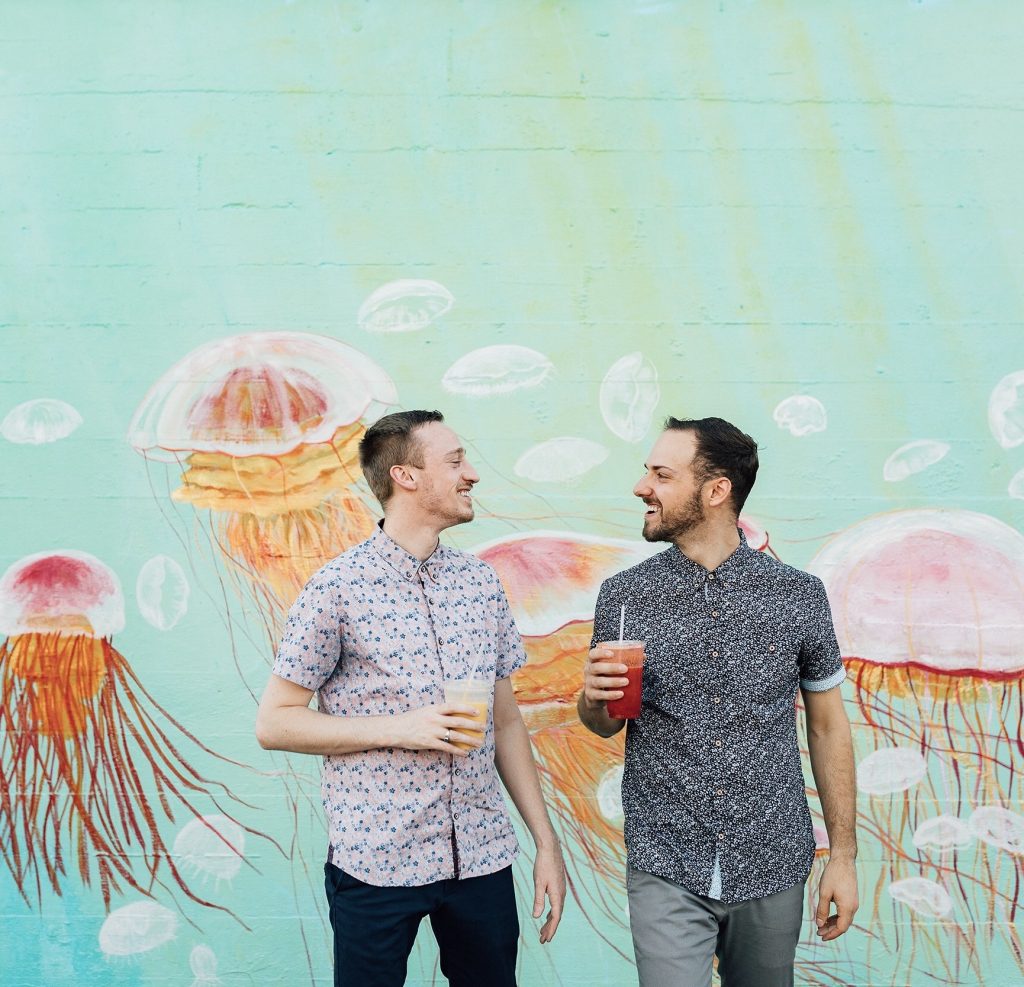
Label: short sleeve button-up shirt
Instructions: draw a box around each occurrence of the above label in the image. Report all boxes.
[591,530,846,904]
[273,523,527,887]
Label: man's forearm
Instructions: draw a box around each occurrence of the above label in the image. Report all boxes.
[808,724,857,860]
[577,690,625,738]
[256,704,396,756]
[494,713,559,849]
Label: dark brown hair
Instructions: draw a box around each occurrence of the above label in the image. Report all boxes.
[358,410,444,506]
[664,416,759,515]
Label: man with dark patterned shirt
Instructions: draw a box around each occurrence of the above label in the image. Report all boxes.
[579,416,858,987]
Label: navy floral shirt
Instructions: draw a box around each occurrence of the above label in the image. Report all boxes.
[273,524,527,887]
[591,530,846,903]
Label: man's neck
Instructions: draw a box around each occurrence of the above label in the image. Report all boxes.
[672,520,741,572]
[382,510,444,562]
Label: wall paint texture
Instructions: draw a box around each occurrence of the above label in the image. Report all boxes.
[3,2,1024,985]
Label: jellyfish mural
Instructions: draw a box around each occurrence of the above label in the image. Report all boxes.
[473,519,773,955]
[809,509,1024,983]
[128,332,397,644]
[0,551,265,916]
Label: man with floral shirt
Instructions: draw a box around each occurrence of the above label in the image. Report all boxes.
[579,416,858,987]
[257,410,565,987]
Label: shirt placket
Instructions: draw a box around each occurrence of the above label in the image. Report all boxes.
[417,563,465,879]
[704,568,727,898]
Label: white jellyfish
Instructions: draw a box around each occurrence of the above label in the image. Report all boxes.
[912,815,973,852]
[599,352,660,443]
[173,814,246,884]
[969,806,1024,854]
[441,345,554,396]
[98,901,178,957]
[772,395,827,437]
[596,765,624,823]
[2,398,83,445]
[135,555,190,631]
[882,440,951,482]
[856,747,928,795]
[888,877,953,918]
[357,278,454,333]
[514,437,609,483]
[988,369,1024,449]
[189,944,221,987]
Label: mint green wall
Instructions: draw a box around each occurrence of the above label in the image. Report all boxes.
[3,2,1023,985]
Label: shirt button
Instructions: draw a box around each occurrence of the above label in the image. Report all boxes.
[453,812,459,819]
[714,739,723,747]
[711,651,720,658]
[715,789,724,796]
[718,832,725,840]
[708,573,716,580]
[769,644,776,652]
[711,610,719,618]
[712,696,721,704]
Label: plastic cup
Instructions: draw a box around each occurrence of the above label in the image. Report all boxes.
[597,641,645,719]
[442,678,490,750]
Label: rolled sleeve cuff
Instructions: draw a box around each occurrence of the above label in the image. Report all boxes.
[800,666,847,693]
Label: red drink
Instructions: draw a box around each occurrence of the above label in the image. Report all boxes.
[598,641,645,719]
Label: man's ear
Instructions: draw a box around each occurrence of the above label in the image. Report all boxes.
[389,463,417,493]
[707,475,733,509]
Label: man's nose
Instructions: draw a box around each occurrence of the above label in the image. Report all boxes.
[463,461,480,484]
[633,477,651,498]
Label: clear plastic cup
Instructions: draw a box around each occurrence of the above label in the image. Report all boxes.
[442,678,491,750]
[597,640,645,719]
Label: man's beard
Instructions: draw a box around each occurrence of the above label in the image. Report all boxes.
[642,489,705,543]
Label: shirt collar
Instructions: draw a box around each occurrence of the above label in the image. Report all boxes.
[662,528,753,582]
[369,520,451,582]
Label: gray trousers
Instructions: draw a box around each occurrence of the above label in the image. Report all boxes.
[627,867,804,987]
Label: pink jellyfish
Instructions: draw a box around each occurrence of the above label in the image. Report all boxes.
[809,509,1024,982]
[0,551,266,917]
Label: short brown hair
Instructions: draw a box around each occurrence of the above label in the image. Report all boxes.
[358,410,444,506]
[664,416,759,515]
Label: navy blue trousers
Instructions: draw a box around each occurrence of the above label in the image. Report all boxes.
[324,862,519,986]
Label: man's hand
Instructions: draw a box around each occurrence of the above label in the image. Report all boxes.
[392,703,484,755]
[815,858,859,941]
[582,647,629,712]
[532,841,566,944]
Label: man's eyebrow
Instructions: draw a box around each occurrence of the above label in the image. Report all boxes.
[644,463,676,474]
[445,447,466,459]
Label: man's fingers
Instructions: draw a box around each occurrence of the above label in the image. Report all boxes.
[533,884,545,919]
[814,892,832,928]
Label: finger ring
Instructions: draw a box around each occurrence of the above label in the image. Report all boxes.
[444,729,451,744]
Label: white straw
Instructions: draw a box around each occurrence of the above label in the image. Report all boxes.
[619,605,626,642]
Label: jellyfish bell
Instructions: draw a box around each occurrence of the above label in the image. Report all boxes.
[128,332,398,624]
[809,509,1024,704]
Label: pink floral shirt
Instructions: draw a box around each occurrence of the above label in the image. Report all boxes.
[273,523,527,887]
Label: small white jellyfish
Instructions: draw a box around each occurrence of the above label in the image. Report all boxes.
[882,440,951,482]
[599,352,660,443]
[513,437,609,483]
[135,555,190,631]
[98,901,177,957]
[1009,468,1024,501]
[856,747,928,795]
[441,345,554,396]
[912,814,973,852]
[596,765,624,823]
[887,877,953,918]
[2,398,83,445]
[969,806,1024,854]
[772,395,827,437]
[173,814,245,883]
[988,369,1024,449]
[189,944,221,987]
[357,278,454,333]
